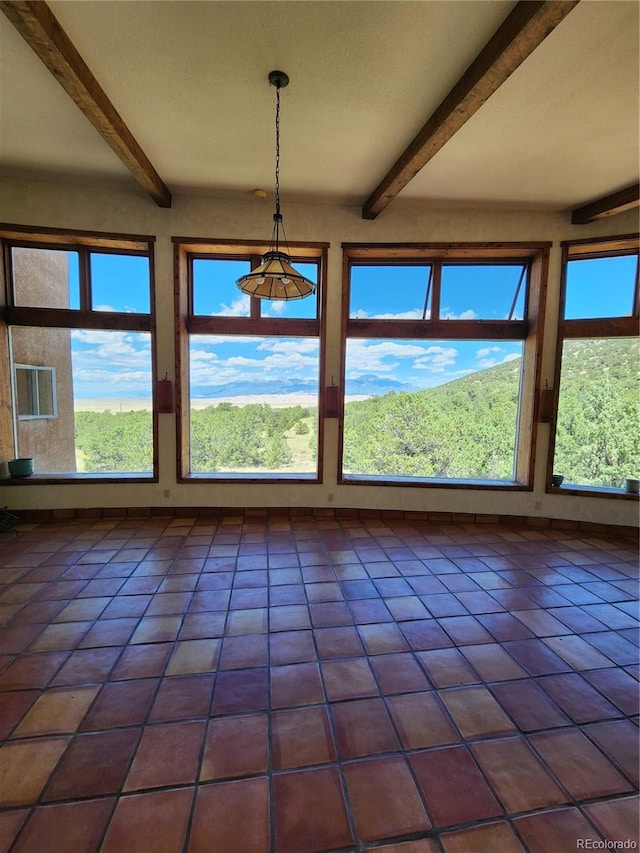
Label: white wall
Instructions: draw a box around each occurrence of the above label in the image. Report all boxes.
[1,175,638,527]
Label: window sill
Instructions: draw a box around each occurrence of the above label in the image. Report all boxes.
[548,483,639,499]
[180,473,319,484]
[1,473,156,485]
[340,474,529,490]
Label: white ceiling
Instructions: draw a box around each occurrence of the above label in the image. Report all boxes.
[0,0,638,213]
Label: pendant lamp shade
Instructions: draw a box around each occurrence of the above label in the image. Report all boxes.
[236,71,316,301]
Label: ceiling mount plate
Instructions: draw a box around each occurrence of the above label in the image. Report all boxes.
[268,70,289,89]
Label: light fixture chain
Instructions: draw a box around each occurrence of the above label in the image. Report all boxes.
[274,84,281,216]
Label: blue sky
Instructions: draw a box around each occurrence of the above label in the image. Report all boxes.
[62,251,637,401]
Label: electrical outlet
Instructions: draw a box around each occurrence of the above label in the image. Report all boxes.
[534,501,542,511]
[327,493,334,502]
[163,489,170,499]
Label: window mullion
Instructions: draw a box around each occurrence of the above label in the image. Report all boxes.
[431,261,442,320]
[79,248,91,311]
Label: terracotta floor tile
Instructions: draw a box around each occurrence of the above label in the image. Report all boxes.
[502,638,572,676]
[124,720,205,790]
[211,667,269,715]
[491,679,571,731]
[225,608,268,635]
[422,592,467,617]
[50,646,120,686]
[270,585,306,606]
[201,713,268,780]
[364,841,438,853]
[0,625,45,655]
[219,634,269,669]
[542,634,614,670]
[269,604,311,631]
[271,662,325,707]
[582,667,640,715]
[409,745,502,828]
[440,685,516,739]
[0,809,29,852]
[460,643,527,681]
[82,678,158,729]
[273,766,353,853]
[130,615,182,644]
[416,648,478,688]
[370,652,431,694]
[438,616,493,645]
[179,611,226,639]
[165,638,220,675]
[358,622,410,654]
[43,728,139,800]
[149,674,214,722]
[314,625,364,659]
[0,690,39,738]
[145,591,193,615]
[100,787,193,853]
[584,630,640,665]
[584,795,640,844]
[322,657,379,701]
[110,643,172,680]
[530,728,633,800]
[272,706,336,769]
[514,807,603,853]
[583,719,640,786]
[53,596,111,622]
[12,798,114,853]
[0,737,70,806]
[471,736,569,813]
[348,599,392,624]
[331,697,400,759]
[387,691,460,749]
[476,612,535,641]
[537,673,623,723]
[344,755,430,841]
[101,595,152,619]
[441,821,525,852]
[12,685,98,737]
[270,630,316,664]
[189,777,269,853]
[400,620,453,651]
[29,621,91,652]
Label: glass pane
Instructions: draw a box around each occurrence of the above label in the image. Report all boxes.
[12,247,80,309]
[189,335,319,475]
[343,338,522,481]
[440,264,527,320]
[350,265,432,319]
[10,326,153,474]
[555,337,639,487]
[193,258,252,316]
[91,253,150,313]
[564,254,637,319]
[261,262,319,319]
[15,368,36,416]
[36,369,55,416]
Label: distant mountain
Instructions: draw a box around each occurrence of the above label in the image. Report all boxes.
[345,375,419,396]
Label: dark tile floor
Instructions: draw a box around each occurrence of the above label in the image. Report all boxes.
[0,514,638,852]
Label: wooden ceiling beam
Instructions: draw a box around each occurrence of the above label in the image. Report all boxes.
[571,184,640,224]
[362,0,580,220]
[0,0,172,208]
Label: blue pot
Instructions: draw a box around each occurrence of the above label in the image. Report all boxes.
[8,458,34,478]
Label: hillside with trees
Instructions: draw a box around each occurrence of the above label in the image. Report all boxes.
[73,338,638,483]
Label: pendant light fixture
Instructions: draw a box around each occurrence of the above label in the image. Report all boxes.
[236,70,316,301]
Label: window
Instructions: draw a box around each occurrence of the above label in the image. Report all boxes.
[1,225,156,479]
[551,236,639,492]
[174,238,327,480]
[15,365,56,418]
[340,243,549,486]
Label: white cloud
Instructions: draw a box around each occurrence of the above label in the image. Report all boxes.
[503,353,520,363]
[352,308,424,320]
[414,346,458,373]
[213,294,251,317]
[441,308,477,320]
[476,346,501,359]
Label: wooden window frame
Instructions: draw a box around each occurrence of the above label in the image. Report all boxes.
[173,237,328,483]
[0,223,158,484]
[548,234,639,498]
[339,242,551,489]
